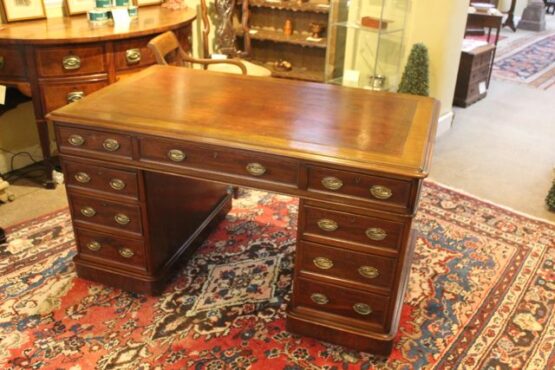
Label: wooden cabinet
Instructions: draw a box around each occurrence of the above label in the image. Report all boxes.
[454,44,496,107]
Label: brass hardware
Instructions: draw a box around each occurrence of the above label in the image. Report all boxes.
[74,172,91,183]
[67,91,85,103]
[313,257,334,270]
[321,176,343,190]
[358,266,379,279]
[109,178,126,191]
[310,293,329,305]
[317,218,338,232]
[102,138,120,152]
[246,162,266,176]
[365,227,387,241]
[0,56,4,70]
[80,206,96,217]
[168,149,186,162]
[62,55,81,70]
[125,48,141,64]
[353,303,372,316]
[114,213,130,225]
[86,240,101,252]
[68,134,85,146]
[370,185,392,200]
[118,247,135,258]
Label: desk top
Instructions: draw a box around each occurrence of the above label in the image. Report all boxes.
[49,66,439,178]
[0,8,195,45]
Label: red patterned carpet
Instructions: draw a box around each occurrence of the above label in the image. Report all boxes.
[1,182,554,369]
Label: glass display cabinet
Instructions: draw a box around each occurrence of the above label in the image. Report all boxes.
[325,0,408,91]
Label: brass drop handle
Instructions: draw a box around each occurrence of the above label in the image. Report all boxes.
[353,303,372,316]
[80,206,96,217]
[114,213,130,225]
[109,178,126,191]
[313,256,333,270]
[86,240,102,252]
[317,218,338,232]
[102,138,120,152]
[168,149,186,162]
[74,172,91,183]
[0,56,4,70]
[67,91,85,103]
[125,48,141,64]
[118,247,135,258]
[321,176,343,190]
[365,227,387,241]
[310,293,329,305]
[68,134,85,146]
[358,266,379,279]
[62,55,81,70]
[246,162,266,176]
[370,185,392,200]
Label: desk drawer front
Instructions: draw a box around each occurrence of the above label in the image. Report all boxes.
[140,138,299,186]
[114,36,156,71]
[36,45,106,77]
[58,126,133,159]
[42,79,108,114]
[69,193,143,235]
[0,46,26,78]
[64,160,139,199]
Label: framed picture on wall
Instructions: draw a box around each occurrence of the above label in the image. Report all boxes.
[134,0,163,6]
[65,0,95,15]
[0,0,46,22]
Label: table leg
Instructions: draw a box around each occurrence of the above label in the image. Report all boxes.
[35,118,56,189]
[0,227,6,245]
[503,0,517,31]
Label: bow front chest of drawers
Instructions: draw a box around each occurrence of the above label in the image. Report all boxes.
[48,66,439,355]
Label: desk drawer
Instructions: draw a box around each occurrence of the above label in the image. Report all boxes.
[63,160,139,200]
[41,79,108,114]
[113,36,156,71]
[57,126,133,160]
[301,204,405,251]
[35,44,106,77]
[69,193,143,236]
[140,137,299,186]
[0,45,26,78]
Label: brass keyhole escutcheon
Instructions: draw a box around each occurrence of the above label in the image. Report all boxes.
[370,185,392,200]
[86,240,101,252]
[68,134,85,146]
[118,248,135,258]
[246,162,266,176]
[353,303,372,316]
[321,176,343,191]
[74,172,91,183]
[365,227,387,241]
[109,178,126,191]
[358,266,379,279]
[317,218,338,232]
[102,138,120,152]
[114,213,130,225]
[313,257,334,270]
[80,206,96,218]
[168,149,186,162]
[310,293,329,305]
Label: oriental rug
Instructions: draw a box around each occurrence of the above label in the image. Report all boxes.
[492,31,555,90]
[1,182,554,369]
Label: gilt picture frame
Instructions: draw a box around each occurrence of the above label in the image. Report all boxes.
[65,0,95,15]
[0,0,46,22]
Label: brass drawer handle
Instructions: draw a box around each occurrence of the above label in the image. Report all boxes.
[109,178,126,191]
[67,91,85,103]
[62,55,81,70]
[168,149,186,162]
[74,172,91,183]
[246,162,266,176]
[118,247,135,258]
[313,256,333,270]
[365,227,387,241]
[125,48,141,64]
[353,303,372,316]
[317,218,338,232]
[80,206,96,217]
[68,134,85,146]
[370,185,392,200]
[86,240,102,252]
[0,56,4,70]
[358,266,379,279]
[321,176,343,191]
[114,213,130,225]
[310,293,329,305]
[102,138,120,152]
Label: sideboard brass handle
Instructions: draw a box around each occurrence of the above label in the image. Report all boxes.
[353,303,372,316]
[310,293,329,305]
[313,256,334,270]
[80,206,96,218]
[125,48,141,64]
[168,149,186,162]
[0,56,4,70]
[102,138,120,152]
[114,213,130,225]
[86,240,101,252]
[317,218,338,232]
[109,178,126,191]
[321,176,343,190]
[246,162,266,176]
[365,227,387,241]
[74,172,91,183]
[67,91,85,103]
[118,247,135,258]
[68,134,85,146]
[358,266,379,279]
[370,185,392,200]
[62,55,81,70]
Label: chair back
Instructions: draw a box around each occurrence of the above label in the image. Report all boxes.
[147,31,190,67]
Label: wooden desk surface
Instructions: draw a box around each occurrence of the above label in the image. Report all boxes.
[49,66,439,178]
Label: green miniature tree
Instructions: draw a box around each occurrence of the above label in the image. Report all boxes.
[546,181,555,212]
[398,43,430,96]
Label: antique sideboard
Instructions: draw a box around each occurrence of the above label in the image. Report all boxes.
[0,8,195,186]
[48,66,439,355]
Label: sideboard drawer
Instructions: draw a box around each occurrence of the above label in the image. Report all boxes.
[57,126,133,160]
[35,44,106,77]
[41,79,108,114]
[0,45,26,78]
[113,36,156,71]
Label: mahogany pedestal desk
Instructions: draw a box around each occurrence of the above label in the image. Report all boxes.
[48,66,439,355]
[0,8,195,186]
